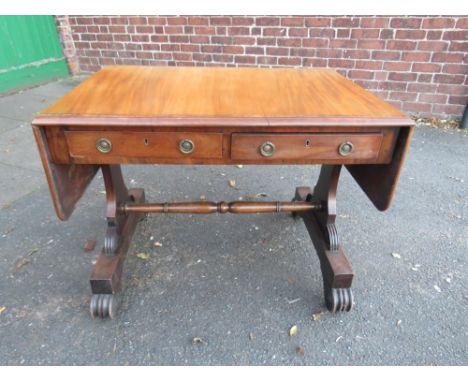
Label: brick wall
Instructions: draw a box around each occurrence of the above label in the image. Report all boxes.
[55,15,80,74]
[57,16,467,119]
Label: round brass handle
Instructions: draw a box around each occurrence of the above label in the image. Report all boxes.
[96,138,112,154]
[338,141,354,156]
[260,141,276,157]
[179,139,195,154]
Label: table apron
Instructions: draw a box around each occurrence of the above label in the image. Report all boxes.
[42,127,400,165]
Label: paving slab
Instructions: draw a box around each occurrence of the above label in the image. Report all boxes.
[0,78,466,365]
[0,122,43,171]
[0,76,89,122]
[0,93,52,122]
[25,76,88,99]
[0,116,23,136]
[0,163,45,207]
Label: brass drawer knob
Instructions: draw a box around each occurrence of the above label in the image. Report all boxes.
[179,139,195,154]
[260,141,276,157]
[96,138,112,153]
[338,141,354,156]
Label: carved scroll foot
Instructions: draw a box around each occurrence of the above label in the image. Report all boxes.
[325,287,354,313]
[90,293,119,319]
[89,188,145,319]
[89,165,145,319]
[293,165,354,313]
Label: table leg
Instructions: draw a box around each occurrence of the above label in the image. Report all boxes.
[293,165,354,312]
[89,165,145,319]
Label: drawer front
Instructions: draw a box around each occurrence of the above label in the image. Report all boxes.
[65,131,223,161]
[231,133,383,162]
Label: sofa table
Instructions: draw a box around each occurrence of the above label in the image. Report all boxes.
[32,66,414,319]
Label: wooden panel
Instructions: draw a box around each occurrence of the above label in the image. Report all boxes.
[231,133,385,163]
[45,127,71,163]
[65,131,223,163]
[32,125,99,221]
[35,66,413,128]
[346,126,414,211]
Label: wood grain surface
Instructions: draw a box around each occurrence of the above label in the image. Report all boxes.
[231,133,384,162]
[34,66,413,127]
[65,131,223,161]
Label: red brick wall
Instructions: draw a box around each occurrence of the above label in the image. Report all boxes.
[56,16,467,119]
[55,15,80,74]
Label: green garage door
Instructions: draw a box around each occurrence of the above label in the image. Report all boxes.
[0,15,69,93]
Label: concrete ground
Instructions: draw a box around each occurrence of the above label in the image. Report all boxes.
[0,77,466,365]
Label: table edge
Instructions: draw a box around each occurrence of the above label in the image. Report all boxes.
[32,115,415,128]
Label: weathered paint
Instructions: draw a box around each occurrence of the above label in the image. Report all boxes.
[0,16,69,93]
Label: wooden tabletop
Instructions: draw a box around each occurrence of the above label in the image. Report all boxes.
[35,66,413,127]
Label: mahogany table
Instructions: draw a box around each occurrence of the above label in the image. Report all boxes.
[32,66,414,318]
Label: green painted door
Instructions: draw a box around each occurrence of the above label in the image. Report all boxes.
[0,15,69,93]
